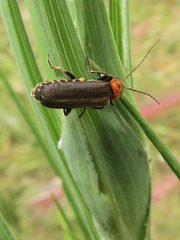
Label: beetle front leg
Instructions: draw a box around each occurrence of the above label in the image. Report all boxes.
[98,75,113,82]
[86,56,113,82]
[86,56,106,75]
[110,99,114,106]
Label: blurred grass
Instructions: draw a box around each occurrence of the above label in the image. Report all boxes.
[130,1,180,239]
[0,0,180,240]
[130,0,180,164]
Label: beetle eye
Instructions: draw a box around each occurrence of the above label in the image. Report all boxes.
[116,83,121,89]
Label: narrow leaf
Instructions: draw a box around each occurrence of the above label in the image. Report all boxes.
[0,213,16,240]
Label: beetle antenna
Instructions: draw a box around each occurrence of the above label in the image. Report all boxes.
[122,39,160,82]
[124,87,160,104]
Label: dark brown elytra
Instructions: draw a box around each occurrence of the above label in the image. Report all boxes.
[31,40,160,117]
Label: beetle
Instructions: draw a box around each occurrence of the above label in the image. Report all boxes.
[31,40,160,117]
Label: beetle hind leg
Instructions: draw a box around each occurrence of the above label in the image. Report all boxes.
[48,54,76,79]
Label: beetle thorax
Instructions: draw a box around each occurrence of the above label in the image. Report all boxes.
[110,78,124,100]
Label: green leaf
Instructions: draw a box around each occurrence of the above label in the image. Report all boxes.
[52,196,79,240]
[109,0,132,83]
[1,0,179,240]
[0,213,16,240]
[32,0,151,239]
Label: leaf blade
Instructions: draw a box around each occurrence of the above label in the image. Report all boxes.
[0,213,17,240]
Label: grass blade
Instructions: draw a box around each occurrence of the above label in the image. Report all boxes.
[52,196,78,240]
[1,0,179,239]
[33,0,151,238]
[109,0,132,84]
[0,213,16,240]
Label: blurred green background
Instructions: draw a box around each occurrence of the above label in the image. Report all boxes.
[0,0,179,239]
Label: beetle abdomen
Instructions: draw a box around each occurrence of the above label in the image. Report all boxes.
[32,80,113,109]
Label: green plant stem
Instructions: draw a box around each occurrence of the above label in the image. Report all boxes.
[120,95,180,179]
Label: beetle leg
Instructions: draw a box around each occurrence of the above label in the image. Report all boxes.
[86,56,108,75]
[78,108,86,118]
[63,109,72,116]
[98,75,113,82]
[110,99,114,106]
[48,54,76,79]
[91,107,104,109]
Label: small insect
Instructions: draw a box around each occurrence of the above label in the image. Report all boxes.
[31,40,160,117]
